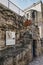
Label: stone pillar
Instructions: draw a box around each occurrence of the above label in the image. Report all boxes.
[36,39,41,56]
[32,25,42,57]
[33,39,41,57]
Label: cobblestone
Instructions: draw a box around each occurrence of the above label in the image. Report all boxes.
[28,55,43,65]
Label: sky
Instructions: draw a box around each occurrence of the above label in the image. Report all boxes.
[10,0,43,10]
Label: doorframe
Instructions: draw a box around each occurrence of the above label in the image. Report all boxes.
[32,39,37,57]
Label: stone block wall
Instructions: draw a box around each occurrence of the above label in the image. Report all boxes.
[0,43,33,65]
[0,4,24,50]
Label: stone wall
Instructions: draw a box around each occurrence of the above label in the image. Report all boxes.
[0,4,33,65]
[0,4,24,49]
[0,42,33,65]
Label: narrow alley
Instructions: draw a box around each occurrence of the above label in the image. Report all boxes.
[28,55,43,65]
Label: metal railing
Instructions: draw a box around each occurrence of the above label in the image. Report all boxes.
[0,0,25,16]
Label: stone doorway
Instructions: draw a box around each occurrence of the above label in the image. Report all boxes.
[33,40,36,57]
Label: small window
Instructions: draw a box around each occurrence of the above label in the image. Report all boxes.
[32,11,35,18]
[27,13,29,18]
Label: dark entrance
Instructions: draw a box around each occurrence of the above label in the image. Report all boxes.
[33,40,36,57]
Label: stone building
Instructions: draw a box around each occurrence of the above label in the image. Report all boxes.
[24,1,43,53]
[24,1,43,39]
[0,1,33,65]
[0,0,43,65]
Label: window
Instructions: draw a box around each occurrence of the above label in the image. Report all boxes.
[32,11,35,18]
[27,13,29,18]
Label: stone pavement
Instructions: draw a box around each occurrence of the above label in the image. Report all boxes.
[28,55,43,65]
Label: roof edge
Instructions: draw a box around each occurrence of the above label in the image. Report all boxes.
[24,0,42,11]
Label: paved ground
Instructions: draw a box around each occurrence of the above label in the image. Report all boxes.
[28,55,43,65]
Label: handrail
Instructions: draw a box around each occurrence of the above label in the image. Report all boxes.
[0,0,25,16]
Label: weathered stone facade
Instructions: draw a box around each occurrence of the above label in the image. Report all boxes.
[0,3,24,48]
[0,3,33,65]
[0,2,42,65]
[24,1,42,57]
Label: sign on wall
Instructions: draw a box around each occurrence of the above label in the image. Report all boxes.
[6,31,15,45]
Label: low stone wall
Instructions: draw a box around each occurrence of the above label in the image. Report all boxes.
[0,43,33,65]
